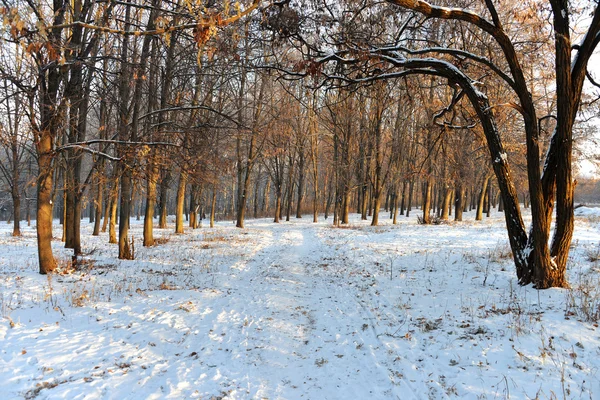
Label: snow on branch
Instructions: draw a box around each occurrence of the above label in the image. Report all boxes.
[55,145,121,162]
[55,139,179,159]
[385,0,497,36]
[376,45,515,91]
[570,3,600,85]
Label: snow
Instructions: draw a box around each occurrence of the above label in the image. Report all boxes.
[575,206,600,217]
[1,209,600,399]
[494,152,508,164]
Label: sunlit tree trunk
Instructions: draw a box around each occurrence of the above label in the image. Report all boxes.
[476,175,491,221]
[175,171,187,234]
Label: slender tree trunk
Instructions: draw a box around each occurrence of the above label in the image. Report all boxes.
[296,150,305,218]
[406,180,414,217]
[254,165,261,219]
[11,186,20,236]
[117,4,134,260]
[189,184,197,229]
[476,175,491,221]
[263,179,270,214]
[210,186,217,228]
[143,151,159,246]
[158,172,169,229]
[400,181,406,215]
[422,177,433,224]
[392,187,400,224]
[274,185,282,223]
[441,185,452,221]
[102,185,110,233]
[285,153,295,222]
[92,174,103,236]
[108,177,119,244]
[486,183,492,218]
[175,171,187,234]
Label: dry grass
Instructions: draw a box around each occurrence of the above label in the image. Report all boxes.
[565,273,600,323]
[154,236,171,245]
[329,224,363,230]
[202,233,228,242]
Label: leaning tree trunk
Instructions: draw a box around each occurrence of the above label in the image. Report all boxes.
[385,0,597,289]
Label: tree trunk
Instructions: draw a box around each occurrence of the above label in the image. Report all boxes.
[274,185,282,223]
[422,176,433,224]
[476,175,491,221]
[108,178,119,244]
[143,152,159,247]
[11,185,20,236]
[210,187,217,228]
[92,175,103,236]
[441,185,452,221]
[296,149,305,218]
[454,184,464,222]
[285,153,295,222]
[175,171,187,234]
[254,165,262,219]
[406,180,414,217]
[189,185,197,229]
[158,172,169,229]
[116,4,134,260]
[36,146,56,274]
[392,188,400,224]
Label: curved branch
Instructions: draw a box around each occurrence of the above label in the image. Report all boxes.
[385,0,535,123]
[386,0,497,35]
[484,102,526,117]
[375,45,516,90]
[586,67,600,89]
[568,3,600,91]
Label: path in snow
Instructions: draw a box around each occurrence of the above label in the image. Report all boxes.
[207,221,427,399]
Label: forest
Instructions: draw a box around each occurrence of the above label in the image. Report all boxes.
[1,0,600,398]
[0,0,598,286]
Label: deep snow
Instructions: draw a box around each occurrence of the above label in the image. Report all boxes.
[1,208,600,399]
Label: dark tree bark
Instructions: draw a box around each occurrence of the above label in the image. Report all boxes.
[374,0,600,288]
[117,3,134,260]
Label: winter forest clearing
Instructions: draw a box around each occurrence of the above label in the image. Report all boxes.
[2,0,600,398]
[2,208,600,399]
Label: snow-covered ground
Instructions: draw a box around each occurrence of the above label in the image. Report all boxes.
[1,208,600,399]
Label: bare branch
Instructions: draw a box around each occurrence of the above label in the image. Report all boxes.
[46,0,260,36]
